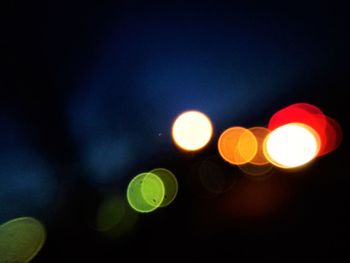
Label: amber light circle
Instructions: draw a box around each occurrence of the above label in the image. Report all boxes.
[248,127,270,165]
[218,127,258,165]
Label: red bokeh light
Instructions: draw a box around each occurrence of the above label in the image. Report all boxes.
[268,103,342,156]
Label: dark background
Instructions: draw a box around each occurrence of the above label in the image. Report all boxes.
[3,0,349,262]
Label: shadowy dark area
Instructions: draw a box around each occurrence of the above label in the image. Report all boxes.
[3,0,349,262]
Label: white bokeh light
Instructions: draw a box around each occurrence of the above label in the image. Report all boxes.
[264,123,320,168]
[172,111,213,151]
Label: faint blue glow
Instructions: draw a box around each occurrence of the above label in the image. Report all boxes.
[0,151,57,222]
[68,8,328,180]
[76,11,322,131]
[82,135,134,184]
[0,118,57,222]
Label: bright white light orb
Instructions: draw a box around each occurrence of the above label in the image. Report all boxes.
[172,111,213,151]
[264,123,320,168]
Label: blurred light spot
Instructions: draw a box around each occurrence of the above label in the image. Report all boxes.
[268,103,342,156]
[0,151,57,222]
[218,127,258,165]
[199,156,236,194]
[127,172,165,213]
[0,217,46,263]
[187,156,238,198]
[322,116,343,156]
[238,163,274,178]
[172,111,213,151]
[268,103,325,130]
[96,195,138,238]
[96,196,125,232]
[222,176,289,219]
[82,136,133,184]
[149,168,178,207]
[248,127,270,165]
[264,123,320,169]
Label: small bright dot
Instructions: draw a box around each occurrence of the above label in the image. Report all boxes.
[172,111,213,151]
[264,123,320,169]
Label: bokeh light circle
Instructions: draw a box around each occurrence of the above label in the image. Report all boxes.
[0,217,46,263]
[96,195,138,238]
[172,110,213,151]
[187,157,238,198]
[218,127,258,165]
[248,127,270,165]
[264,123,320,168]
[198,155,236,194]
[322,116,343,156]
[149,168,178,207]
[96,196,126,232]
[127,172,165,213]
[238,163,274,178]
[268,103,342,156]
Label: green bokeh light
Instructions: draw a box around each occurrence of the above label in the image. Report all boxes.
[97,195,138,238]
[150,168,178,207]
[0,217,46,263]
[96,196,126,232]
[127,172,165,213]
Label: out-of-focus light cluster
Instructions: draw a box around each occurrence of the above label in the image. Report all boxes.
[216,103,342,171]
[127,168,178,213]
[0,217,46,263]
[267,103,342,157]
[1,104,340,259]
[127,103,341,213]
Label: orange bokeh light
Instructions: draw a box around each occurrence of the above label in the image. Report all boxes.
[218,127,258,165]
[248,127,270,165]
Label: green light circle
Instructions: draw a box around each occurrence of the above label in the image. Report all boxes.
[96,196,126,232]
[0,217,46,263]
[127,172,165,213]
[105,205,138,238]
[96,195,138,238]
[150,168,178,207]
